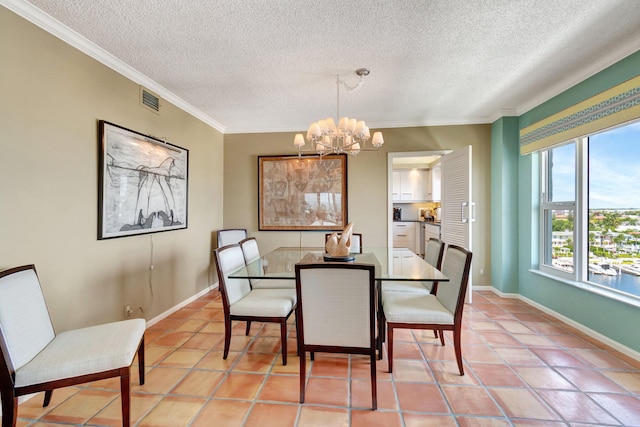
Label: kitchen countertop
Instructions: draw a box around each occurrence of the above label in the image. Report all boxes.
[394,220,441,225]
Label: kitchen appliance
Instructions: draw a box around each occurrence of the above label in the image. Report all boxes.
[434,207,441,221]
[393,208,402,221]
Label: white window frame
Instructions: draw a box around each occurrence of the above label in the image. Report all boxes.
[538,129,640,307]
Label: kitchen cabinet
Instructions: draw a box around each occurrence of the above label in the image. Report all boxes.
[392,169,430,201]
[393,221,419,254]
[430,163,441,201]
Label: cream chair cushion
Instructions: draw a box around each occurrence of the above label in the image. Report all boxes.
[381,280,431,293]
[230,288,296,317]
[382,292,454,324]
[15,319,145,387]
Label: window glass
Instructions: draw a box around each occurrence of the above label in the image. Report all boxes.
[539,120,640,302]
[588,123,640,297]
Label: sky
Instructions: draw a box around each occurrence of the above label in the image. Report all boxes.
[551,120,640,209]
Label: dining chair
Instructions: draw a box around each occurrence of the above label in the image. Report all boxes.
[382,244,472,375]
[217,228,247,247]
[0,265,146,427]
[295,263,377,410]
[324,232,363,253]
[213,244,296,365]
[238,237,294,289]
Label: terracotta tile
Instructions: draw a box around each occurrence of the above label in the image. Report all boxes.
[259,375,300,403]
[469,363,524,387]
[159,348,208,368]
[352,410,402,427]
[602,369,640,393]
[144,345,175,365]
[441,385,502,416]
[392,341,424,359]
[489,388,560,420]
[149,318,189,331]
[572,348,635,370]
[350,356,393,382]
[171,370,225,396]
[390,359,435,382]
[16,387,80,420]
[190,399,251,427]
[396,382,449,412]
[510,421,567,426]
[244,403,299,427]
[351,378,397,410]
[40,389,117,424]
[536,389,619,424]
[87,392,162,426]
[200,321,226,334]
[494,320,533,334]
[548,334,598,349]
[133,367,188,394]
[480,331,524,347]
[213,372,266,399]
[271,354,305,375]
[137,395,206,427]
[456,416,512,427]
[420,342,457,361]
[190,307,221,321]
[429,361,479,385]
[403,413,457,426]
[248,336,282,353]
[588,392,640,426]
[471,321,505,331]
[556,367,628,393]
[512,366,577,390]
[298,406,348,427]
[511,333,558,347]
[195,349,241,370]
[176,319,208,332]
[303,377,349,406]
[309,355,350,378]
[461,345,504,363]
[493,347,545,365]
[531,348,589,368]
[233,352,277,373]
[511,312,548,322]
[152,331,195,347]
[181,331,224,350]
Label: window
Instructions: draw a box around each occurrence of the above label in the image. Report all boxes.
[539,120,640,303]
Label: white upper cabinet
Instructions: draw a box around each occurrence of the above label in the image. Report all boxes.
[393,169,431,201]
[430,162,441,201]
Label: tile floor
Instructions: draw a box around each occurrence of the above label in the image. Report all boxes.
[7,290,640,426]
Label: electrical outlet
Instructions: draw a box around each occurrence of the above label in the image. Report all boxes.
[479,268,485,275]
[125,304,133,318]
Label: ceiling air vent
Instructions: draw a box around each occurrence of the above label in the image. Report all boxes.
[139,86,161,114]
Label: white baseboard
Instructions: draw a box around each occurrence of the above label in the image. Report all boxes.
[146,282,218,327]
[474,285,640,361]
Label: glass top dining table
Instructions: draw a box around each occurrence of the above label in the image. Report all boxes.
[229,246,449,283]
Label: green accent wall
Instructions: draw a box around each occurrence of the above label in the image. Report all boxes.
[490,117,519,294]
[492,50,640,352]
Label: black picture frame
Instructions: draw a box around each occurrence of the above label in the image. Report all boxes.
[98,120,188,239]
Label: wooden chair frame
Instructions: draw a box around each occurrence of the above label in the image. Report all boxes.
[0,265,145,427]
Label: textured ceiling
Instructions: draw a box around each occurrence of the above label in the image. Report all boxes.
[10,0,640,133]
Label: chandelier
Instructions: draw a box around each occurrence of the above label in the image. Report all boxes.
[294,68,384,157]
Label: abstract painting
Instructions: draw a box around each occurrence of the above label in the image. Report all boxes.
[258,154,347,231]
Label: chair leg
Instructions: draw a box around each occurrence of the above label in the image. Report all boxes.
[439,329,445,346]
[387,325,394,373]
[0,388,17,427]
[43,390,53,407]
[223,317,232,359]
[245,320,252,336]
[120,371,131,427]
[299,349,306,403]
[280,321,288,365]
[370,351,377,410]
[453,327,464,376]
[137,337,146,385]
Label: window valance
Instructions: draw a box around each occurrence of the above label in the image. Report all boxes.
[520,75,640,154]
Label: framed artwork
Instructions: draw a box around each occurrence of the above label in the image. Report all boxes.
[258,154,348,231]
[98,120,188,239]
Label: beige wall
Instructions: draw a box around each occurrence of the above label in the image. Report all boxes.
[0,8,224,331]
[224,124,492,286]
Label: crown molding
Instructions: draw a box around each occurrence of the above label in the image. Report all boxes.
[1,0,225,133]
